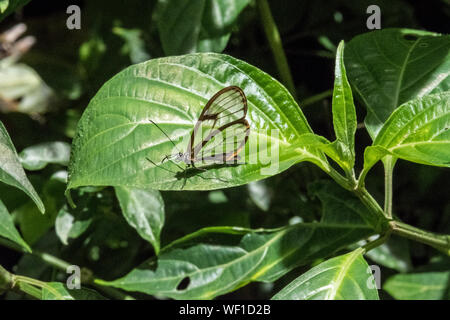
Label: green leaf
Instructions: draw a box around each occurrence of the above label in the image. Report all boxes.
[115,186,164,254]
[0,0,30,22]
[345,28,450,139]
[67,53,326,193]
[19,141,71,171]
[0,198,31,252]
[360,92,450,180]
[155,0,250,55]
[330,41,357,170]
[364,236,412,273]
[0,121,44,213]
[41,282,106,300]
[55,204,93,245]
[384,271,450,300]
[272,248,379,300]
[97,181,375,299]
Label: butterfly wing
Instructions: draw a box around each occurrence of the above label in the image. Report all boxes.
[188,86,250,164]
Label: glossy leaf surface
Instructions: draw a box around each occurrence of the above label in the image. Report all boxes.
[67,53,325,192]
[345,28,450,138]
[361,92,450,179]
[272,248,379,300]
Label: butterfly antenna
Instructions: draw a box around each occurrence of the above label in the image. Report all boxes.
[148,119,182,153]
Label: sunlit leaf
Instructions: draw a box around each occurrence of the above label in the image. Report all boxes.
[272,248,379,300]
[330,41,356,170]
[345,28,450,138]
[0,121,44,213]
[67,53,327,194]
[360,92,450,181]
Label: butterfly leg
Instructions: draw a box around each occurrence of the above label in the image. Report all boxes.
[146,157,178,174]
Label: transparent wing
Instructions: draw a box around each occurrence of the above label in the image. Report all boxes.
[198,119,250,164]
[188,86,249,163]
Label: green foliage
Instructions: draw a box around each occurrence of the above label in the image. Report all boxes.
[155,0,250,55]
[0,198,30,252]
[345,28,450,139]
[0,0,30,22]
[19,141,71,171]
[384,271,450,300]
[115,186,164,254]
[360,92,450,183]
[0,121,44,213]
[41,282,106,300]
[272,248,379,300]
[66,53,324,192]
[0,0,449,301]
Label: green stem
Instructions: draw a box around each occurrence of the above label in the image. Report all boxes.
[382,156,396,219]
[302,89,333,107]
[15,282,42,299]
[390,221,450,255]
[257,0,297,99]
[0,265,12,292]
[0,237,135,300]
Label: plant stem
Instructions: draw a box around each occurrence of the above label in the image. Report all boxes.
[15,282,42,299]
[302,89,333,107]
[0,237,135,300]
[390,220,450,255]
[362,232,391,253]
[257,0,297,99]
[382,156,396,219]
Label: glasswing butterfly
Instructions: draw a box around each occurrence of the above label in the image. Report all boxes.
[147,86,250,185]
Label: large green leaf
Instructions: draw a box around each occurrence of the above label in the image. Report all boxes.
[41,282,106,300]
[384,271,450,300]
[272,248,379,300]
[67,53,327,193]
[115,186,164,254]
[97,180,376,299]
[19,141,71,171]
[155,0,250,55]
[330,41,357,171]
[360,92,450,180]
[0,198,30,252]
[345,28,450,138]
[0,121,44,213]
